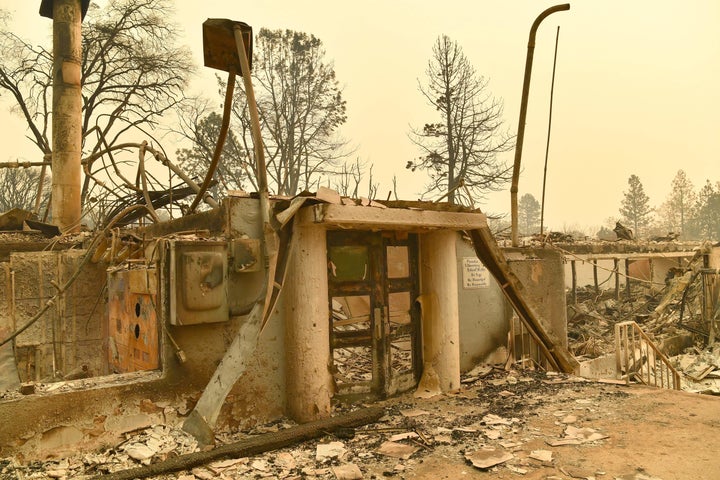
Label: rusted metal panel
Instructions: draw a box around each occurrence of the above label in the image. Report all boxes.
[107,267,159,373]
[202,19,252,75]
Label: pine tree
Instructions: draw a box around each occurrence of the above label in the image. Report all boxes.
[619,174,652,238]
[518,193,541,235]
[660,170,696,238]
[690,180,720,240]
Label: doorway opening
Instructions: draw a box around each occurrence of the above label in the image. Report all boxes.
[327,230,421,399]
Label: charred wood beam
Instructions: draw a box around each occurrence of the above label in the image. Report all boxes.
[468,227,578,373]
[91,406,384,480]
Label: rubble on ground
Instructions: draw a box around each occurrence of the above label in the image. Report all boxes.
[1,369,647,480]
[566,248,720,395]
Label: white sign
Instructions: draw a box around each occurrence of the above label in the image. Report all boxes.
[462,257,489,289]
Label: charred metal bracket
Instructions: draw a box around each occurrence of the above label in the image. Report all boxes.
[230,238,262,273]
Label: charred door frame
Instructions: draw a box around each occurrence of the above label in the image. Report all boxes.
[327,230,421,399]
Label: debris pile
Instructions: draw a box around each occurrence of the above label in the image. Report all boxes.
[1,369,662,480]
[565,246,720,395]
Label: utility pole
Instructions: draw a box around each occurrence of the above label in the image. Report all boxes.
[40,0,89,233]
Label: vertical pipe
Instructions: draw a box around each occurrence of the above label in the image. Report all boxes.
[51,0,83,233]
[511,4,570,246]
[614,323,621,380]
[234,28,269,212]
[570,260,577,304]
[630,326,637,382]
[539,26,561,237]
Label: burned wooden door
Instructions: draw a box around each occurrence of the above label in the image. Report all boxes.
[327,231,421,399]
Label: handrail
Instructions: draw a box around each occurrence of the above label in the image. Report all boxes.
[615,321,681,390]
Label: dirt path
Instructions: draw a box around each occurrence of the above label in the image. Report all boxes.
[403,381,720,479]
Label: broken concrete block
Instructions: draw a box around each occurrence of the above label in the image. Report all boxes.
[465,448,514,469]
[332,463,363,480]
[377,441,419,460]
[124,443,156,461]
[250,458,270,472]
[528,449,553,462]
[274,451,296,470]
[389,431,419,442]
[507,464,528,474]
[561,414,578,424]
[19,382,35,395]
[316,441,347,462]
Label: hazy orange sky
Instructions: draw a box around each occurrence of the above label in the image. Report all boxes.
[1,1,718,232]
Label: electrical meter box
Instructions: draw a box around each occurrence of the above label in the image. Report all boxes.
[168,240,229,325]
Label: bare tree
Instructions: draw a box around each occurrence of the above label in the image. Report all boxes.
[333,158,364,198]
[408,35,513,205]
[175,99,249,198]
[0,167,50,213]
[0,0,193,223]
[206,28,349,196]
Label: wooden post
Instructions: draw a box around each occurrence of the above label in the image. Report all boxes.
[625,259,631,298]
[570,260,577,304]
[649,258,655,293]
[614,258,620,300]
[593,260,599,295]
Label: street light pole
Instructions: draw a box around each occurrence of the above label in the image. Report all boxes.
[510,3,569,247]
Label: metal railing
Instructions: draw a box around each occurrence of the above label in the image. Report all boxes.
[615,321,681,390]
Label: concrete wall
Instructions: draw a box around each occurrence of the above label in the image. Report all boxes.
[456,237,510,371]
[0,250,107,383]
[0,199,568,459]
[0,198,286,459]
[504,248,568,348]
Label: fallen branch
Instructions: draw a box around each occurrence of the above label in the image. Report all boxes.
[92,406,384,480]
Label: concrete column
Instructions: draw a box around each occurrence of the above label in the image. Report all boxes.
[420,230,461,392]
[51,0,83,233]
[285,224,332,422]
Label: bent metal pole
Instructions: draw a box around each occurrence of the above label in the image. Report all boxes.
[510,4,569,247]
